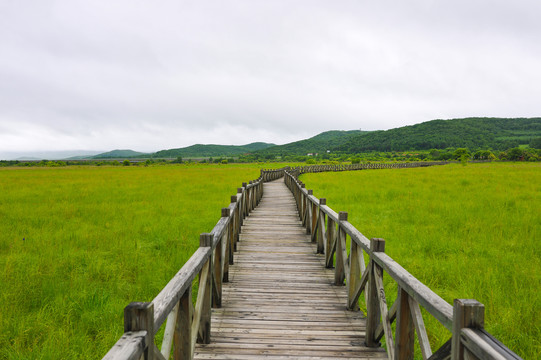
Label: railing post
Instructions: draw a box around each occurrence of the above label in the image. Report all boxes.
[317,199,326,254]
[366,238,385,347]
[347,240,360,311]
[299,184,306,221]
[241,183,248,218]
[334,211,348,285]
[222,207,231,282]
[451,299,485,360]
[198,234,213,344]
[124,302,155,360]
[237,188,244,226]
[174,287,192,360]
[305,190,313,234]
[395,287,415,359]
[231,195,239,252]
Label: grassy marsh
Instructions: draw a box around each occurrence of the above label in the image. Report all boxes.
[0,164,268,359]
[301,162,540,359]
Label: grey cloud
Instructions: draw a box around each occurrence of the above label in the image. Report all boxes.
[0,0,540,154]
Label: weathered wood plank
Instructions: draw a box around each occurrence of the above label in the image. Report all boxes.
[193,180,387,359]
[102,331,147,360]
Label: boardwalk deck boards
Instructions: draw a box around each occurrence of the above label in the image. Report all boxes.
[193,180,388,359]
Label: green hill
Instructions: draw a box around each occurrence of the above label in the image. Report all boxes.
[93,149,148,159]
[151,142,275,158]
[256,130,367,156]
[336,117,541,152]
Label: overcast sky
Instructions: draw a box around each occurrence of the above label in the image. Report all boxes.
[1,0,540,157]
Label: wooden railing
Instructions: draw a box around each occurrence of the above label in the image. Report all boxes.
[284,167,522,360]
[260,167,290,182]
[289,161,449,177]
[103,176,265,360]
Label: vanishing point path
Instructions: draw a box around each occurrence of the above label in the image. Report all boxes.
[193,179,388,359]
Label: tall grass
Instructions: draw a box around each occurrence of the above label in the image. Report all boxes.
[0,164,269,359]
[301,162,540,359]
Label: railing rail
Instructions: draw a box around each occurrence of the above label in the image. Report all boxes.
[103,174,267,360]
[284,166,522,360]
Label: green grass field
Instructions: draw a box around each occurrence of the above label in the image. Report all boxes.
[301,162,540,358]
[0,163,275,359]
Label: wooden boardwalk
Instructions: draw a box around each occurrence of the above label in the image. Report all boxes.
[194,180,388,359]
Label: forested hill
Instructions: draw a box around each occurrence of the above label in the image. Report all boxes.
[336,117,541,152]
[255,130,368,156]
[150,142,275,158]
[93,149,148,159]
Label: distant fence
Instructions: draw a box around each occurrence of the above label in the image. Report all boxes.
[260,161,449,182]
[284,165,522,360]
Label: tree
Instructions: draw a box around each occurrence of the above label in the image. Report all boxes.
[530,137,541,149]
[452,148,471,160]
[473,150,495,160]
[123,160,130,166]
[507,147,524,161]
[429,149,440,160]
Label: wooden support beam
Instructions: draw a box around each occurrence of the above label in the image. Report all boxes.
[366,238,385,347]
[325,217,337,268]
[410,296,432,359]
[374,264,395,360]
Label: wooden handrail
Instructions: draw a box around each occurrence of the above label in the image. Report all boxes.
[152,247,211,331]
[284,166,522,360]
[103,174,265,360]
[103,331,147,360]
